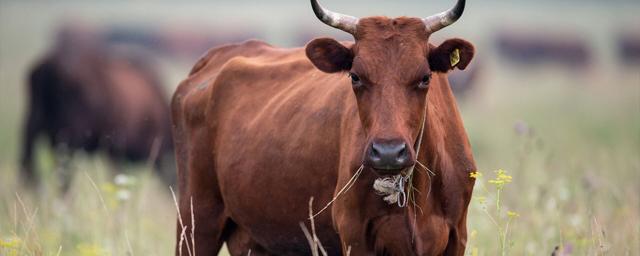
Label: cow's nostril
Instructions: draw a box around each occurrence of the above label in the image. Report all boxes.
[396,143,409,165]
[398,143,407,157]
[371,144,381,159]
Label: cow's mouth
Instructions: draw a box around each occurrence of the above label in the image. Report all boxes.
[369,165,413,177]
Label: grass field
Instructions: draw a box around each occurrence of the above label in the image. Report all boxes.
[1,1,639,255]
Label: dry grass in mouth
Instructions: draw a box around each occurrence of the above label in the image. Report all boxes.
[309,165,365,220]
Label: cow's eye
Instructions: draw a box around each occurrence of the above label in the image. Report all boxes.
[349,73,360,83]
[349,72,362,89]
[418,74,431,89]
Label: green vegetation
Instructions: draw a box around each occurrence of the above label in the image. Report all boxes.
[462,72,639,255]
[0,157,176,256]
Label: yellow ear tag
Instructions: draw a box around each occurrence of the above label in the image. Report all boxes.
[450,48,460,67]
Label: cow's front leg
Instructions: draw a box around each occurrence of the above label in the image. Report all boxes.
[332,168,417,256]
[333,210,371,255]
[336,212,417,256]
[331,170,388,255]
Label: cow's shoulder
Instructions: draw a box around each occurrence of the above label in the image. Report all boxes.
[174,40,275,115]
[215,53,313,85]
[189,39,273,76]
[173,40,307,129]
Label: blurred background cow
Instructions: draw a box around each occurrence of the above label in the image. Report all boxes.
[617,31,640,64]
[21,24,175,190]
[494,29,592,69]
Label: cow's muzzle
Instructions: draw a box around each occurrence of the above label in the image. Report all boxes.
[364,139,414,174]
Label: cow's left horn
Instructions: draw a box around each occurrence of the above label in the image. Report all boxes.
[423,0,466,33]
[310,0,359,35]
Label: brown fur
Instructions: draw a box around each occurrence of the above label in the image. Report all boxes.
[173,16,476,255]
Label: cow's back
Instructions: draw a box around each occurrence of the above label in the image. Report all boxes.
[101,53,172,161]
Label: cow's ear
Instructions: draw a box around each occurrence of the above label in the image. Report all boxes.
[428,38,475,73]
[306,38,353,73]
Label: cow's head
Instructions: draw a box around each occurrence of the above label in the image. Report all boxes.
[306,0,474,175]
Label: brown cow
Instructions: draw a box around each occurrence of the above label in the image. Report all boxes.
[172,0,476,255]
[21,26,175,189]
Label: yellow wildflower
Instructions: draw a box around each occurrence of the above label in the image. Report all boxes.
[488,179,504,185]
[0,237,22,256]
[489,169,512,188]
[101,183,117,195]
[469,171,482,179]
[471,247,479,256]
[470,229,478,240]
[77,243,108,256]
[507,211,520,218]
[0,237,22,249]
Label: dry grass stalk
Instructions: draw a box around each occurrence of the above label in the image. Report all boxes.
[84,171,110,215]
[125,231,134,256]
[170,186,194,256]
[300,197,327,256]
[311,165,364,219]
[15,192,43,255]
[190,197,196,255]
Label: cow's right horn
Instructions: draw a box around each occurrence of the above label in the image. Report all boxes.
[310,0,359,35]
[422,0,466,34]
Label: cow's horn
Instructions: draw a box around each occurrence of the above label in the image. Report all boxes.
[310,0,359,35]
[423,0,466,33]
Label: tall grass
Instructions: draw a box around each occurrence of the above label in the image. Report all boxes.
[462,79,639,255]
[0,155,178,256]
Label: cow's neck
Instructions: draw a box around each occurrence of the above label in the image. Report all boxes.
[409,74,477,250]
[421,74,475,176]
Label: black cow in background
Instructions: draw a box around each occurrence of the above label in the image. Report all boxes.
[21,24,175,190]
